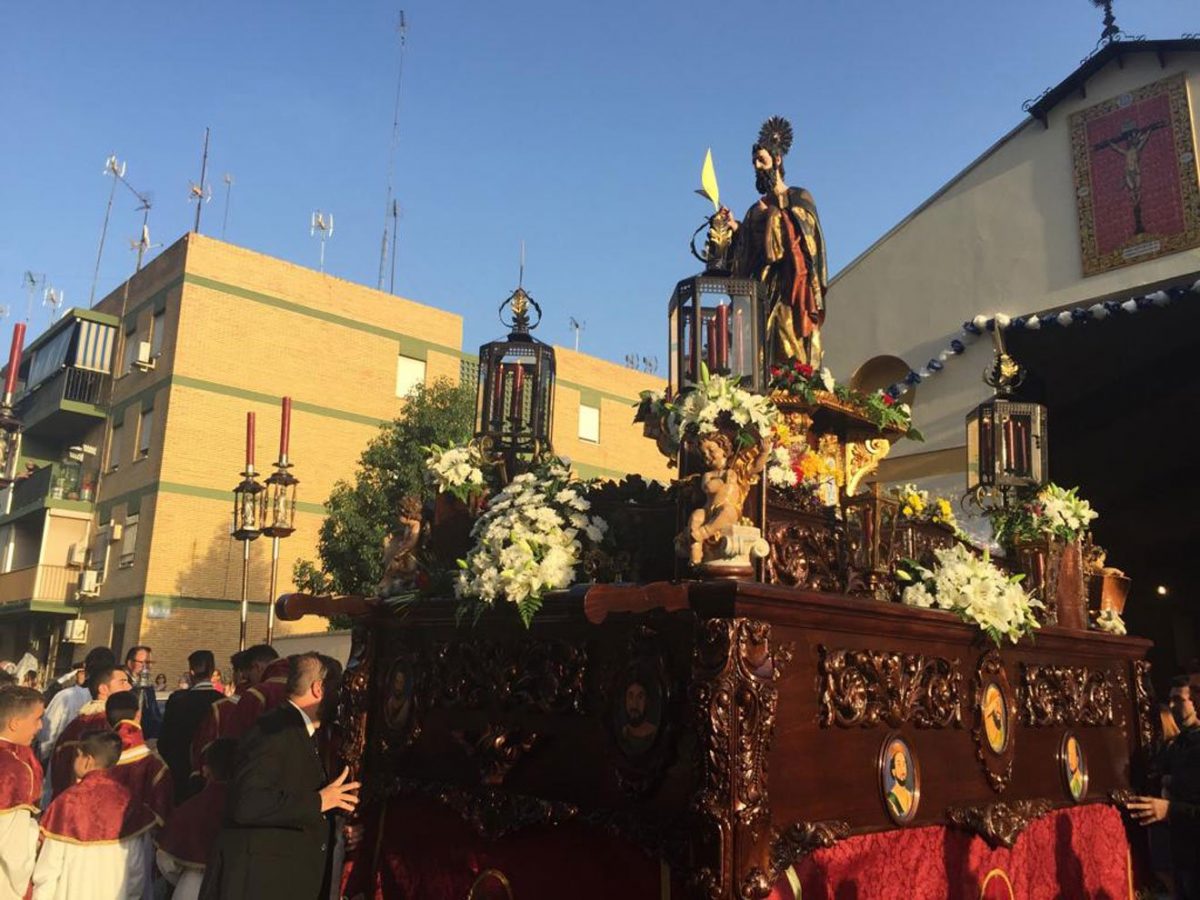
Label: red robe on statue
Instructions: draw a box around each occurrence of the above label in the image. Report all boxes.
[48,699,107,798]
[0,738,43,900]
[109,721,174,827]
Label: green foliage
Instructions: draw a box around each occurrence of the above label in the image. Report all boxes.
[292,378,476,600]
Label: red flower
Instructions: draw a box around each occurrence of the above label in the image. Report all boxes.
[882,394,895,406]
[770,365,781,377]
[793,360,803,371]
[799,364,814,378]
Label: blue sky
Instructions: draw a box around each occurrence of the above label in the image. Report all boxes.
[2,1,1195,366]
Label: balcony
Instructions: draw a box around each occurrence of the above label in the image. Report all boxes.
[4,462,98,524]
[15,366,110,440]
[0,564,80,615]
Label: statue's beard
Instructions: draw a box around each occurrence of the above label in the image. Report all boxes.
[755,166,778,195]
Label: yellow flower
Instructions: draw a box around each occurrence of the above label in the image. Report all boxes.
[902,505,914,517]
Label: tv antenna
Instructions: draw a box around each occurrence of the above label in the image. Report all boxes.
[0,305,9,323]
[22,271,45,323]
[311,210,334,271]
[189,127,212,234]
[377,8,409,294]
[43,287,64,326]
[89,155,125,306]
[130,223,163,269]
[568,317,586,352]
[624,353,659,374]
[221,173,235,239]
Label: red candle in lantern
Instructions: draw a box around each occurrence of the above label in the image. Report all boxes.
[246,412,255,470]
[279,396,292,462]
[705,317,716,371]
[3,323,26,401]
[510,363,524,419]
[715,304,729,371]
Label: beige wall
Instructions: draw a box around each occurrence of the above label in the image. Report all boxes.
[823,53,1200,466]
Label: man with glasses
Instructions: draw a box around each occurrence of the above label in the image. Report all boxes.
[125,646,164,741]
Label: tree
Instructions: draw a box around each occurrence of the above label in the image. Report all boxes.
[293,378,475,598]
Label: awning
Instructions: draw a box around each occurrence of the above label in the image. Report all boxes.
[24,327,73,389]
[73,320,116,373]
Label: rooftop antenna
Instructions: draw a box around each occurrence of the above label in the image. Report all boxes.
[377,9,409,293]
[311,210,334,272]
[221,173,234,239]
[518,239,525,288]
[22,272,45,323]
[89,155,125,306]
[43,287,63,327]
[568,316,586,352]
[130,223,163,270]
[189,127,212,234]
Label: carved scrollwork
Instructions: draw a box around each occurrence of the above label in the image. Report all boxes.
[1019,664,1124,728]
[817,646,963,729]
[335,624,374,781]
[763,511,843,593]
[426,637,588,715]
[946,799,1053,849]
[452,723,540,786]
[1131,660,1157,750]
[690,618,787,900]
[769,820,851,874]
[386,778,578,842]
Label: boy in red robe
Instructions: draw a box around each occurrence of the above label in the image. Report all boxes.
[34,730,155,899]
[156,738,235,900]
[189,645,282,774]
[48,665,131,797]
[0,686,44,900]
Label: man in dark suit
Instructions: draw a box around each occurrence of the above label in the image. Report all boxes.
[199,652,359,900]
[158,649,224,802]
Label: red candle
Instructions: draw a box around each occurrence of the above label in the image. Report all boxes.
[510,364,525,419]
[705,317,716,371]
[279,396,292,461]
[246,412,256,469]
[715,304,729,370]
[492,365,506,422]
[4,323,26,400]
[1003,418,1017,474]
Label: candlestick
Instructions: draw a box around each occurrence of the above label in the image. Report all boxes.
[279,397,292,463]
[246,412,255,470]
[3,323,26,401]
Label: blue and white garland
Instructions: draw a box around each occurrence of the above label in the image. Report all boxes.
[882,279,1200,399]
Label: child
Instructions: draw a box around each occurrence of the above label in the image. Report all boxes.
[106,692,174,899]
[156,739,236,900]
[0,686,44,900]
[33,730,155,900]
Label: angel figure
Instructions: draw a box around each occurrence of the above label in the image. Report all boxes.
[377,495,426,597]
[683,432,770,567]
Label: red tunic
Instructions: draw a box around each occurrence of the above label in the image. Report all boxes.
[155,780,227,869]
[48,701,107,798]
[0,738,42,813]
[40,768,156,843]
[108,720,174,827]
[229,659,291,735]
[189,696,240,777]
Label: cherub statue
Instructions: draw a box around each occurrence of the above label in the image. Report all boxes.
[377,495,426,597]
[682,431,771,567]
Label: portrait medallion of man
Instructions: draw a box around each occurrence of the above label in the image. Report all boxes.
[613,672,662,758]
[982,682,1008,754]
[381,659,414,734]
[1061,733,1088,802]
[879,735,920,825]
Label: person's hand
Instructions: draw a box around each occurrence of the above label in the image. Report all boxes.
[1127,795,1169,825]
[343,821,365,851]
[319,767,360,814]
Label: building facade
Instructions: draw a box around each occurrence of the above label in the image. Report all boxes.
[0,233,669,681]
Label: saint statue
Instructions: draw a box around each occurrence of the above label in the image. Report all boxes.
[711,116,829,366]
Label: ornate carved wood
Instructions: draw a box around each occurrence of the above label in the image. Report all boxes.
[817,646,963,729]
[1131,659,1157,751]
[769,820,852,875]
[971,650,1017,793]
[1019,663,1125,727]
[945,799,1053,848]
[763,506,843,593]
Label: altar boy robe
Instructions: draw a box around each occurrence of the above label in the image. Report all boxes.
[33,768,156,900]
[155,780,228,900]
[47,699,106,798]
[110,721,173,900]
[0,738,42,900]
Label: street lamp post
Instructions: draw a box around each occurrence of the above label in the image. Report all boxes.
[231,412,263,651]
[262,397,298,645]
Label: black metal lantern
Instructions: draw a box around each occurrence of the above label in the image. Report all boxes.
[668,228,768,397]
[475,284,556,477]
[966,329,1048,502]
[261,466,298,538]
[231,469,264,541]
[842,482,901,599]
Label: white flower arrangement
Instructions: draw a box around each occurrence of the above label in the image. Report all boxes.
[900,543,1042,646]
[766,445,798,488]
[425,443,488,503]
[1032,483,1098,543]
[673,374,778,439]
[454,457,608,626]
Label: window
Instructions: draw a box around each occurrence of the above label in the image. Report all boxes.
[122,329,139,373]
[119,514,139,568]
[137,408,153,458]
[578,403,600,443]
[150,310,165,358]
[395,354,426,398]
[108,422,123,471]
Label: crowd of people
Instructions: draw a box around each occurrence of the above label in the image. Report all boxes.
[0,644,359,900]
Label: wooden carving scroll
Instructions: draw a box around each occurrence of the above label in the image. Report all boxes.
[334,624,374,783]
[946,799,1053,849]
[818,646,963,729]
[1019,663,1125,728]
[689,618,791,900]
[1131,659,1157,751]
[769,820,852,874]
[386,778,578,842]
